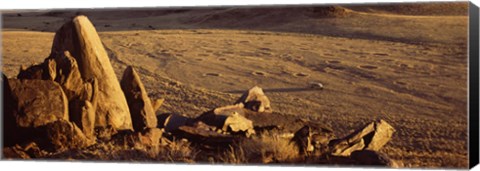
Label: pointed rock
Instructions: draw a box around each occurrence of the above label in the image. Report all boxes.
[152,98,165,112]
[7,79,69,128]
[235,86,272,113]
[50,15,132,130]
[69,100,96,143]
[121,66,157,131]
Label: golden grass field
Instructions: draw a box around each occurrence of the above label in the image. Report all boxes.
[1,2,470,168]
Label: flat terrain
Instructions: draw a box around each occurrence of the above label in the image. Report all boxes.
[1,3,469,168]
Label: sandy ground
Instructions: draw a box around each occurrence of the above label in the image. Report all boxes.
[1,3,469,168]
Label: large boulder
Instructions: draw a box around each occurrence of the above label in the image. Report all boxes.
[120,66,157,131]
[7,79,69,128]
[50,15,132,130]
[235,86,272,113]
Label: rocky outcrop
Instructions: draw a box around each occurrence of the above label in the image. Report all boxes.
[235,86,272,113]
[330,119,395,156]
[51,15,132,130]
[121,66,157,131]
[7,79,69,128]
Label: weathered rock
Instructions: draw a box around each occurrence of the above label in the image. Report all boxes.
[51,15,132,130]
[152,98,165,112]
[292,124,336,156]
[121,66,157,131]
[196,104,255,137]
[158,113,192,132]
[173,125,235,147]
[330,138,365,156]
[292,125,313,155]
[45,120,91,151]
[69,100,96,143]
[351,150,400,168]
[235,86,272,113]
[330,119,395,156]
[47,51,85,101]
[7,79,69,128]
[343,119,395,151]
[17,64,48,80]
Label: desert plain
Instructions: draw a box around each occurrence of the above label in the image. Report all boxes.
[1,2,470,168]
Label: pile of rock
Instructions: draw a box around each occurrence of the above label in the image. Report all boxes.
[2,15,399,167]
[2,16,163,154]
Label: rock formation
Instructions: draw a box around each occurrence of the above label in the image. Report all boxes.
[330,119,395,156]
[121,66,157,131]
[50,15,132,130]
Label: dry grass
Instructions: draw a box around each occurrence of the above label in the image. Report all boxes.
[221,135,300,164]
